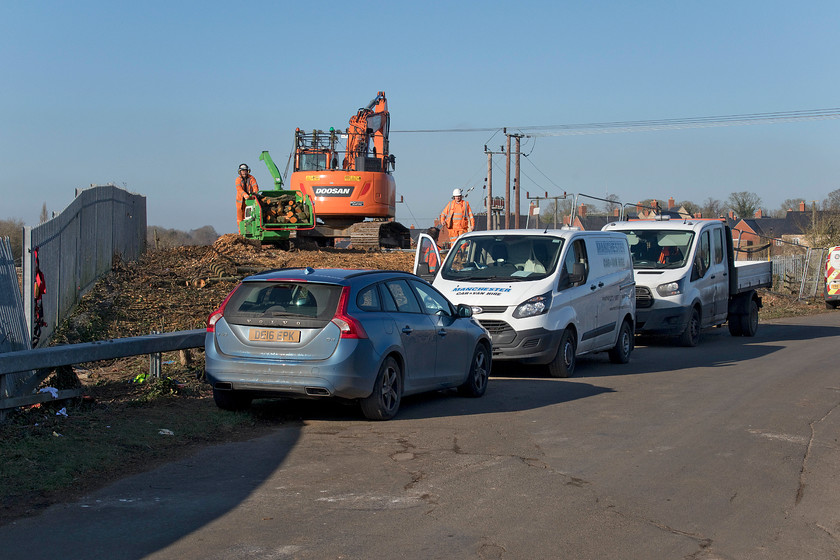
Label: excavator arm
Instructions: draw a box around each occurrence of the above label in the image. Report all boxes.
[344,91,390,170]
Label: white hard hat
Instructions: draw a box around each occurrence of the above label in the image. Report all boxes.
[452,188,462,197]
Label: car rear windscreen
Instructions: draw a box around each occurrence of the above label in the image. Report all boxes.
[223,281,342,326]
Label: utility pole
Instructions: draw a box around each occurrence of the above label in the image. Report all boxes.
[486,151,493,230]
[514,134,522,229]
[484,145,506,230]
[505,129,511,229]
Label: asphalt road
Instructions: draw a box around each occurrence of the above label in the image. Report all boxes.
[3,313,840,559]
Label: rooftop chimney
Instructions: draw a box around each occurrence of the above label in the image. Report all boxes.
[579,204,587,217]
[668,197,675,209]
[799,201,806,212]
[754,209,763,219]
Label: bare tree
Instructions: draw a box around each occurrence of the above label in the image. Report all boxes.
[539,199,574,227]
[39,203,49,224]
[677,200,698,216]
[823,188,840,211]
[602,194,621,215]
[699,197,724,219]
[727,191,762,219]
[805,212,840,248]
[776,198,805,218]
[0,218,25,264]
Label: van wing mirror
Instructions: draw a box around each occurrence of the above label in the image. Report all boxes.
[456,303,473,318]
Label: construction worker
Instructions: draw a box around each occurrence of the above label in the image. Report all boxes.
[235,163,259,227]
[423,226,442,273]
[658,245,682,264]
[439,188,475,242]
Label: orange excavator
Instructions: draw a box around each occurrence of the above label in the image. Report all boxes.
[287,91,410,250]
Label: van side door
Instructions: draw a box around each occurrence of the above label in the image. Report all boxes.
[587,236,630,350]
[557,238,599,353]
[691,229,716,327]
[710,226,729,321]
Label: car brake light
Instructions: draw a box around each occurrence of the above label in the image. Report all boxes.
[206,285,239,333]
[331,286,368,339]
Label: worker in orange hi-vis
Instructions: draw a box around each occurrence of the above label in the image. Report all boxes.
[439,188,475,242]
[235,163,260,227]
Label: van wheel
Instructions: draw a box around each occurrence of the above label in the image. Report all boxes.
[679,307,701,347]
[361,356,402,420]
[548,329,576,378]
[739,299,759,337]
[608,320,633,364]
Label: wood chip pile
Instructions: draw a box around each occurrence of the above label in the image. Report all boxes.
[53,234,415,343]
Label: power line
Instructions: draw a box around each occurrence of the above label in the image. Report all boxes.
[392,107,840,136]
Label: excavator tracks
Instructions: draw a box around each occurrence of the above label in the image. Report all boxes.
[349,221,411,251]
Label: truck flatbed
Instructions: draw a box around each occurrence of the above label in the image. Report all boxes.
[733,260,772,293]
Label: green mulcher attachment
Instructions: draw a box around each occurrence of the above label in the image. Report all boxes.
[239,151,316,245]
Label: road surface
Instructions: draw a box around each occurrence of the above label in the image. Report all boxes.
[3,313,840,559]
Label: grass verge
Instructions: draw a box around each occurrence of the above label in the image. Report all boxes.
[0,354,278,525]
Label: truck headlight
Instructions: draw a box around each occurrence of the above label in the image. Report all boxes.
[656,281,682,297]
[513,292,552,318]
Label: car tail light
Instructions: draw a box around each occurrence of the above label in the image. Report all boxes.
[331,286,368,339]
[206,285,239,333]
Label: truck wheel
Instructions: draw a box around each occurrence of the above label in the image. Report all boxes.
[608,320,633,364]
[728,317,744,337]
[548,329,576,378]
[679,307,701,347]
[826,301,838,310]
[739,299,759,337]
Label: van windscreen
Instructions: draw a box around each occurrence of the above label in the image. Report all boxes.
[622,230,694,269]
[440,235,564,281]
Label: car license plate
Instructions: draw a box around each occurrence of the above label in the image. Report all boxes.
[248,328,301,343]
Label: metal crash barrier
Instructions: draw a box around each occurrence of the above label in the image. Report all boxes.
[0,329,205,417]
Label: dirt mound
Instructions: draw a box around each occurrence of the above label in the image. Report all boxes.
[54,237,415,343]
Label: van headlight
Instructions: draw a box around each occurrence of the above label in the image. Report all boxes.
[513,292,552,318]
[656,281,682,297]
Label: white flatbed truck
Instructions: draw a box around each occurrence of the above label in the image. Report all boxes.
[602,217,772,346]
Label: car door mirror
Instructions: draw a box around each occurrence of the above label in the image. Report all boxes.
[456,303,473,318]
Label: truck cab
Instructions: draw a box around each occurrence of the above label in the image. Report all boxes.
[414,229,635,377]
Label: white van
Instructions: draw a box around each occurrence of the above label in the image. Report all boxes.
[414,229,635,377]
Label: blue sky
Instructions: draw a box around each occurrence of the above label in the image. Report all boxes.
[2,1,838,234]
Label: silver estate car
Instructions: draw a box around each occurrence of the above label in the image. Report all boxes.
[205,268,492,420]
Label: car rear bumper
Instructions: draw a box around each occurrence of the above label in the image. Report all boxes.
[204,335,379,399]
